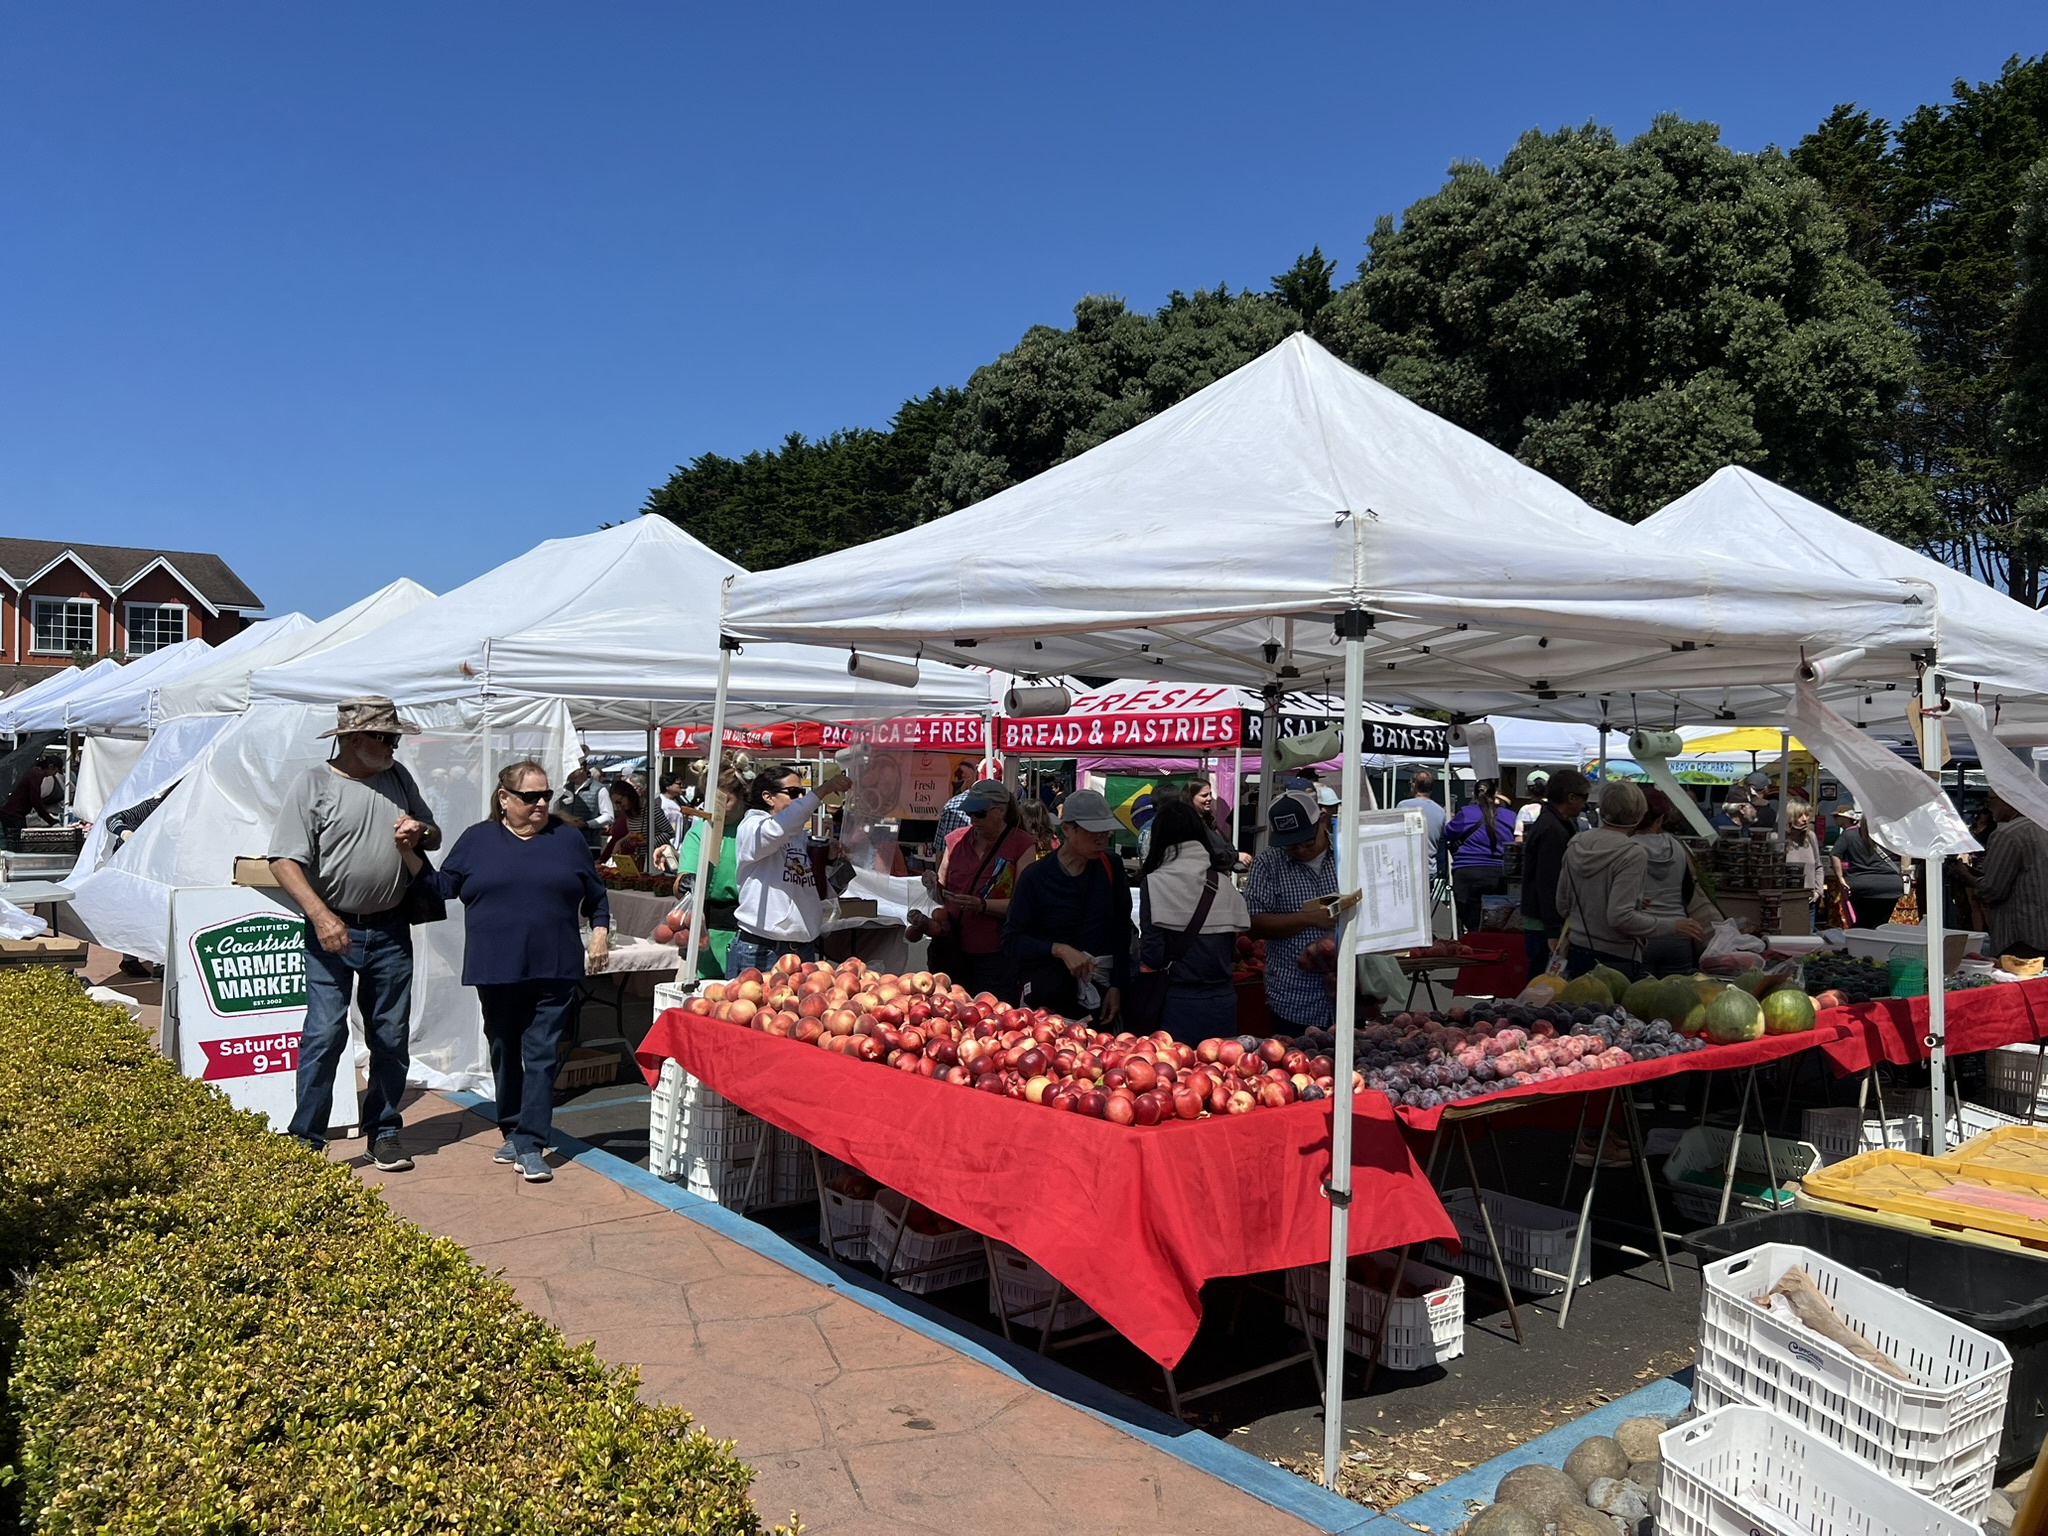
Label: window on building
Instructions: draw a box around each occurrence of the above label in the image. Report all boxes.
[124,603,187,655]
[30,597,97,655]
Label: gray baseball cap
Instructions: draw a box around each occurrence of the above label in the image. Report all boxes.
[1058,788,1122,833]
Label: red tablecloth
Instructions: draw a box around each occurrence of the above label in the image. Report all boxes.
[1819,977,2048,1072]
[1390,1019,1855,1132]
[1452,929,1529,999]
[638,1010,1456,1369]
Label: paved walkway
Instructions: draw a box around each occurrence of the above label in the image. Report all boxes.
[346,1091,1354,1536]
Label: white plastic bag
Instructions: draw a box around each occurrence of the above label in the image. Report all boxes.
[1700,919,1765,975]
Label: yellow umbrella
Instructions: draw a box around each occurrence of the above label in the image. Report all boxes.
[1681,728,1807,755]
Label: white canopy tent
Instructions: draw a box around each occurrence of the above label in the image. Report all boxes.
[156,579,436,720]
[64,618,316,737]
[0,657,121,738]
[6,637,219,737]
[717,334,1945,1479]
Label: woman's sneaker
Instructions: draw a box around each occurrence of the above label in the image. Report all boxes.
[492,1140,519,1167]
[370,1136,414,1172]
[516,1150,553,1183]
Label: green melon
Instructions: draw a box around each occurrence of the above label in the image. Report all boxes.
[1558,974,1614,1008]
[1761,989,1817,1035]
[1679,1001,1709,1037]
[1590,965,1631,1005]
[1703,987,1765,1044]
[1621,977,1668,1020]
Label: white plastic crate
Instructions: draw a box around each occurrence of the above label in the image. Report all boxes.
[867,1190,986,1295]
[1422,1187,1591,1297]
[1906,1088,2031,1143]
[1659,1406,1987,1536]
[819,1182,876,1260]
[1663,1125,1823,1226]
[1696,1242,2011,1516]
[647,1060,799,1212]
[1287,1254,1464,1372]
[986,1245,1098,1333]
[1800,1107,1926,1165]
[1985,1045,2048,1119]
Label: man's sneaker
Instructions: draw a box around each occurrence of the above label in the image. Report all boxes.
[370,1136,415,1172]
[492,1139,519,1167]
[516,1150,553,1183]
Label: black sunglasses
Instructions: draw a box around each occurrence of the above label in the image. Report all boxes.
[502,788,550,805]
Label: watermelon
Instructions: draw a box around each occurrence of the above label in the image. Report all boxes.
[1679,1000,1709,1037]
[1621,977,1668,1019]
[1761,989,1817,1035]
[1589,964,1631,1005]
[1558,974,1613,1008]
[1703,987,1765,1044]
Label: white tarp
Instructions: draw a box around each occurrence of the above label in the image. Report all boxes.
[157,580,436,719]
[66,714,233,882]
[1644,468,2048,721]
[0,657,121,737]
[722,335,1938,704]
[67,697,573,1090]
[1949,700,2048,836]
[71,736,147,821]
[1784,683,1977,858]
[250,517,995,726]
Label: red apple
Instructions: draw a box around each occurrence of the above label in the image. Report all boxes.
[1132,1091,1165,1126]
[1104,1094,1136,1126]
[1217,1040,1244,1068]
[1077,1090,1108,1118]
[1259,1080,1296,1108]
[1123,1058,1158,1094]
[944,1065,972,1086]
[1227,1089,1257,1115]
[1259,1038,1288,1066]
[1171,1086,1204,1120]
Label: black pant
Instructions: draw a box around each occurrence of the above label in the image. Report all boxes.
[478,979,580,1155]
[1453,866,1506,932]
[1849,891,1899,927]
[955,949,1020,1005]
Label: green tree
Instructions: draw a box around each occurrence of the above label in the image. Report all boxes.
[922,287,1299,510]
[1319,115,1917,524]
[642,388,959,571]
[1272,246,1337,329]
[1794,55,2048,599]
[2006,158,2048,559]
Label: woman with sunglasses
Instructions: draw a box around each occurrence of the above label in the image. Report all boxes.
[406,759,610,1183]
[729,762,851,976]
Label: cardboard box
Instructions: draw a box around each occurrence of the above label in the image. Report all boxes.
[0,935,90,966]
[233,857,282,889]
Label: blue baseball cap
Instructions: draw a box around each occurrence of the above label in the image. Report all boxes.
[1267,789,1322,847]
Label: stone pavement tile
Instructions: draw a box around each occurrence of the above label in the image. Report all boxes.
[693,1314,842,1390]
[577,1321,703,1369]
[980,1389,1168,1464]
[812,1296,958,1372]
[684,1268,849,1323]
[815,1358,1032,1448]
[536,1266,697,1339]
[634,1361,832,1456]
[742,1447,868,1534]
[1151,1464,1326,1536]
[839,1436,1071,1534]
[581,1210,735,1284]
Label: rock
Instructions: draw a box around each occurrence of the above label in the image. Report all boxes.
[1563,1436,1631,1492]
[1612,1416,1665,1464]
[1494,1462,1584,1520]
[1624,1460,1658,1491]
[1554,1505,1624,1536]
[1983,1489,2017,1536]
[1585,1476,1652,1526]
[1466,1503,1544,1536]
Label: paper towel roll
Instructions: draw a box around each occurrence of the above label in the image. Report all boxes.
[1627,728,1719,840]
[1452,721,1499,782]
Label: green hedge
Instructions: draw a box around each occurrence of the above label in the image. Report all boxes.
[0,968,783,1534]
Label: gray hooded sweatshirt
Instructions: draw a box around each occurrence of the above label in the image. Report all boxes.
[1556,827,1681,959]
[1636,830,1719,925]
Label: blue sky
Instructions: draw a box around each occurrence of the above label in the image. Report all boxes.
[3,4,2040,618]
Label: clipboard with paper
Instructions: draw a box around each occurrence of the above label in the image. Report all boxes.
[1349,808,1433,955]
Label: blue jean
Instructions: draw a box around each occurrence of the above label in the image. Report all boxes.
[478,978,580,1155]
[725,933,816,978]
[290,914,413,1146]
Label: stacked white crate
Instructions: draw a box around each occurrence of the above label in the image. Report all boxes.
[1286,1256,1464,1372]
[867,1190,986,1294]
[1692,1243,2011,1519]
[646,1059,814,1211]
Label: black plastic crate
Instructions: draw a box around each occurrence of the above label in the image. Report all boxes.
[1689,1209,2048,1477]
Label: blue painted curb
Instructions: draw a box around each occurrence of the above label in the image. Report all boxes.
[1388,1370,1695,1533]
[444,1090,1411,1536]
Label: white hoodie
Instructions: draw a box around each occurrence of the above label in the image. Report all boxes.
[733,794,826,942]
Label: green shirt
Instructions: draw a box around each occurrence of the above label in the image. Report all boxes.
[678,820,740,979]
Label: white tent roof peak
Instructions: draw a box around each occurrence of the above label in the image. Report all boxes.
[157,577,437,719]
[721,335,1937,708]
[1641,466,2048,713]
[250,517,993,726]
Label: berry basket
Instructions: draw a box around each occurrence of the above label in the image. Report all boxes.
[1659,1405,1987,1536]
[1801,1106,1925,1165]
[1696,1242,2011,1516]
[1286,1253,1465,1371]
[1422,1187,1590,1297]
[1663,1125,1823,1227]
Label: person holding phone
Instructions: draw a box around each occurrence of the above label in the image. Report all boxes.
[729,763,851,975]
[1246,789,1342,1036]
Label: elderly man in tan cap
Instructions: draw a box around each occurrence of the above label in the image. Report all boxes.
[269,696,441,1168]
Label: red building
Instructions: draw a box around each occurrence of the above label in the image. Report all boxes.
[0,540,262,693]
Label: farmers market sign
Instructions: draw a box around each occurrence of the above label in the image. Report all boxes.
[1239,713,1450,759]
[188,911,306,1017]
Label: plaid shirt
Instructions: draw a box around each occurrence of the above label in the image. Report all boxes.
[931,789,974,854]
[1247,842,1339,1029]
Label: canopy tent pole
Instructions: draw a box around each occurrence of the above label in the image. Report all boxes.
[1257,684,1279,853]
[645,721,659,862]
[479,639,497,818]
[1321,606,1369,1488]
[1778,728,1792,850]
[683,640,738,979]
[1231,743,1243,849]
[1922,663,1950,1152]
